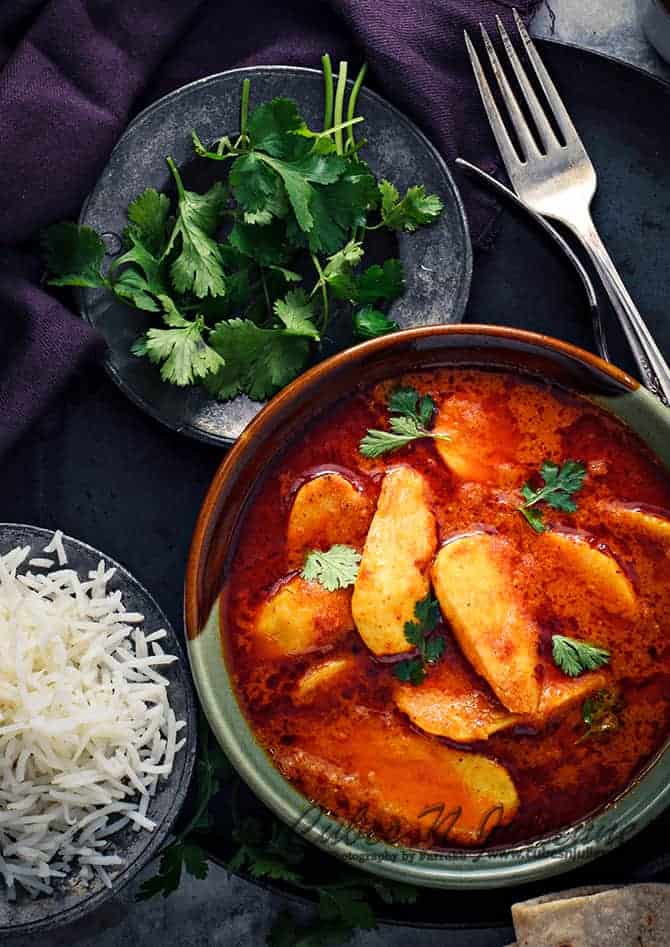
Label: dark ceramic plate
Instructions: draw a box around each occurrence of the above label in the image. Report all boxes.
[78,66,472,447]
[0,526,197,937]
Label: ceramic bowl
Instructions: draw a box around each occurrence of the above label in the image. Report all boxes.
[184,325,670,889]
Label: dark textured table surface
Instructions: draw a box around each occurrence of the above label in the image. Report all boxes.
[4,2,670,945]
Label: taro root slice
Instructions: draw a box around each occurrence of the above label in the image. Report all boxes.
[431,532,542,714]
[352,466,437,656]
[254,577,353,657]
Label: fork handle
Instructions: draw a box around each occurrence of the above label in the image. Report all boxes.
[567,211,670,405]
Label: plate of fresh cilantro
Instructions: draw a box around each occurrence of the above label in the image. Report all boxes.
[42,57,472,445]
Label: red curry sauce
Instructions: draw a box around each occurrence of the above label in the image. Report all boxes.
[222,369,670,848]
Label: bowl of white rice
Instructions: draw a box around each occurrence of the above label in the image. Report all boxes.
[0,525,196,935]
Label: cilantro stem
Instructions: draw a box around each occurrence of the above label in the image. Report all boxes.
[321,53,334,132]
[346,63,367,154]
[333,61,348,155]
[260,268,272,320]
[239,77,251,143]
[315,116,364,139]
[310,253,329,328]
[166,156,185,202]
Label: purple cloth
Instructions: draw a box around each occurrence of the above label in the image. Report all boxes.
[0,0,539,453]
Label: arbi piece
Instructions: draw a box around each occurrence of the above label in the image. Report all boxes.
[433,393,518,484]
[287,472,373,569]
[394,657,519,742]
[395,656,609,740]
[602,504,670,544]
[255,577,353,657]
[432,533,541,714]
[352,466,437,655]
[294,658,352,702]
[535,667,609,722]
[540,530,636,617]
[277,709,518,846]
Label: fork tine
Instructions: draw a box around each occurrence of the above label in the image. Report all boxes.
[512,8,581,144]
[495,15,559,152]
[479,24,539,161]
[464,30,522,170]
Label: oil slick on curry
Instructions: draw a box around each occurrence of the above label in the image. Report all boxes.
[222,369,670,850]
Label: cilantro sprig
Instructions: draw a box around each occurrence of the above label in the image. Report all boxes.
[577,688,623,743]
[551,634,610,677]
[393,593,445,685]
[301,544,361,591]
[43,55,443,403]
[518,459,587,532]
[360,386,450,458]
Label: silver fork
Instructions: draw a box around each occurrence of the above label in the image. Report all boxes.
[465,9,670,404]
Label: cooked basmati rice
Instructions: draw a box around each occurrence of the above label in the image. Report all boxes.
[0,532,186,898]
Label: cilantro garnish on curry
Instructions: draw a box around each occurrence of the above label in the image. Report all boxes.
[223,368,670,849]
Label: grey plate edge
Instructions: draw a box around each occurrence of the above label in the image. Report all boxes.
[0,524,198,937]
[78,64,472,450]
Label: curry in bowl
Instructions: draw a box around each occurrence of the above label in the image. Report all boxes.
[221,366,670,850]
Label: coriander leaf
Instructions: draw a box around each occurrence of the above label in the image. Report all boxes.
[359,388,448,457]
[42,222,108,289]
[392,657,425,685]
[318,888,376,931]
[132,297,224,387]
[257,152,347,234]
[245,853,303,884]
[378,180,443,232]
[136,846,181,899]
[388,387,436,427]
[358,428,421,457]
[552,634,611,677]
[518,459,587,532]
[302,544,361,591]
[332,259,405,304]
[207,318,312,401]
[305,165,378,254]
[229,219,290,266]
[230,153,288,220]
[126,188,172,256]
[181,843,209,881]
[274,289,320,339]
[424,636,446,664]
[112,268,162,312]
[355,259,404,303]
[395,593,444,684]
[402,619,425,648]
[164,157,228,298]
[578,688,623,743]
[323,239,365,278]
[353,307,399,340]
[519,505,546,533]
[111,226,169,311]
[270,265,302,283]
[247,98,310,160]
[388,415,425,438]
[413,592,440,630]
[371,880,419,905]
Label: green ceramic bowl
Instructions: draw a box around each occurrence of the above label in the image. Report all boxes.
[185,325,670,889]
